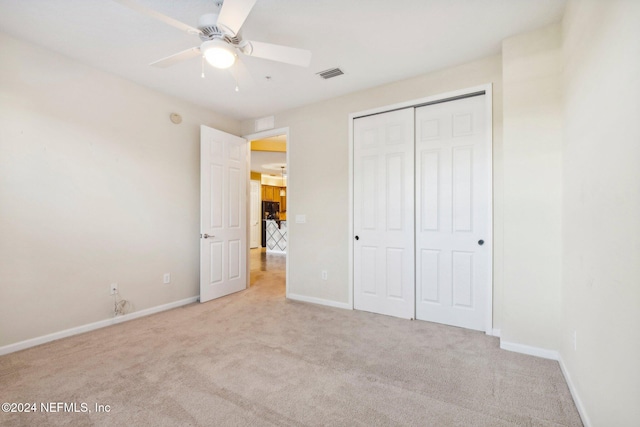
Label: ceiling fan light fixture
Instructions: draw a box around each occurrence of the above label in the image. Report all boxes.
[202,39,236,69]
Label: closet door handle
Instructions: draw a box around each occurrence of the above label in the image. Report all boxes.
[355,235,360,241]
[478,239,484,246]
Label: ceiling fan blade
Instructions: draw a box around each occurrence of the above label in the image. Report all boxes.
[217,0,257,36]
[150,47,201,68]
[112,0,201,34]
[245,41,312,67]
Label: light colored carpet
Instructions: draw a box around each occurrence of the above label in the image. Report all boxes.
[0,250,582,426]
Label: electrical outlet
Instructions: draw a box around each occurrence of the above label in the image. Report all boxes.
[321,270,327,280]
[163,273,171,284]
[110,283,118,295]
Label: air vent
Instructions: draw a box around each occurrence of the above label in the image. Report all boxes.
[316,67,344,80]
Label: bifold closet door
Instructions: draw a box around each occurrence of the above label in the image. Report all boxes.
[353,108,415,319]
[415,95,490,331]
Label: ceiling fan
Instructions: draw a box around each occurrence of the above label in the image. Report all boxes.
[113,0,312,70]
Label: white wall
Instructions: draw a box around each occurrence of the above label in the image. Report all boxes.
[501,24,563,351]
[0,33,239,347]
[242,56,505,327]
[561,1,640,425]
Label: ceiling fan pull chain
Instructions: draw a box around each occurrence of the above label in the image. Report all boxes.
[201,55,205,78]
[233,62,240,92]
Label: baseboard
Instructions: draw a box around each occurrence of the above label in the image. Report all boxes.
[267,249,286,255]
[558,355,591,427]
[287,293,352,310]
[500,340,559,360]
[0,296,199,356]
[500,342,590,425]
[489,328,501,337]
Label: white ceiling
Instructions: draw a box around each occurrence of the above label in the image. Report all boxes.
[0,0,566,121]
[251,150,286,176]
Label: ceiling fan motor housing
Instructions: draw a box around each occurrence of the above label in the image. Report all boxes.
[198,13,241,45]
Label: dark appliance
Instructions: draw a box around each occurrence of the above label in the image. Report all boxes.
[261,201,280,247]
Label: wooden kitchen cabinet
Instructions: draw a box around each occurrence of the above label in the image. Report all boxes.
[263,185,275,201]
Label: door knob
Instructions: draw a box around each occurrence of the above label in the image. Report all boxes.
[478,239,484,246]
[202,234,214,239]
[355,235,360,240]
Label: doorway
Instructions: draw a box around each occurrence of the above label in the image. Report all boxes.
[246,130,289,293]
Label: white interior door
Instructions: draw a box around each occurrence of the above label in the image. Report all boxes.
[415,95,490,331]
[353,108,415,319]
[200,125,248,303]
[250,180,261,248]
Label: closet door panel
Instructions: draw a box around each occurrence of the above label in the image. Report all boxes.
[415,95,490,331]
[354,109,415,319]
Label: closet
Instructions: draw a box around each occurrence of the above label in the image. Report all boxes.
[353,92,491,331]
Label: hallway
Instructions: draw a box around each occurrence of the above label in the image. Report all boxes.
[249,247,286,292]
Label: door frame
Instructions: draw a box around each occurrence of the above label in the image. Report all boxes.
[243,127,291,298]
[250,179,262,249]
[348,84,494,334]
